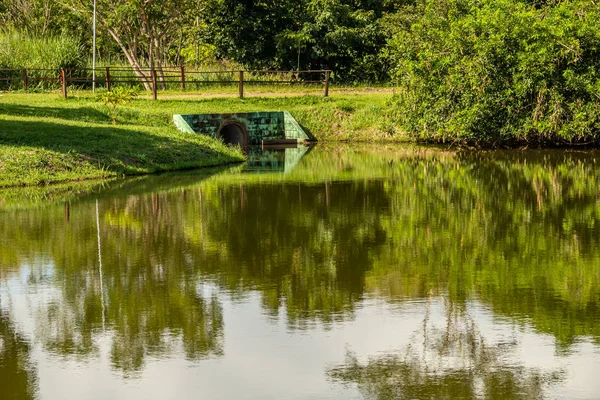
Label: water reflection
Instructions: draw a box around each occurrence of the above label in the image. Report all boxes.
[0,311,37,399]
[329,298,564,399]
[1,145,600,398]
[244,145,312,173]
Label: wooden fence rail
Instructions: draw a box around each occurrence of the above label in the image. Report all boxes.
[0,67,333,99]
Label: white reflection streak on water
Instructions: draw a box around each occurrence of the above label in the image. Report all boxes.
[96,199,106,331]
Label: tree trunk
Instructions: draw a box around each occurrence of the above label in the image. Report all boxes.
[106,27,151,91]
[155,36,167,90]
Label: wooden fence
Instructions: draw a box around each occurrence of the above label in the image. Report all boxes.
[0,67,332,99]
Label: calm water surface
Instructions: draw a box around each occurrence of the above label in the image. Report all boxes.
[1,144,600,399]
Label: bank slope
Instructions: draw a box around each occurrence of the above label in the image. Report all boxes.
[0,99,244,187]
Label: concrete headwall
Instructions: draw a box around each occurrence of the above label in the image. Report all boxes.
[173,112,310,144]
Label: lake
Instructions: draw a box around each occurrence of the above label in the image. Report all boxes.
[1,144,600,399]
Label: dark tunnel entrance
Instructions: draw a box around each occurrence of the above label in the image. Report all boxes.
[218,123,249,146]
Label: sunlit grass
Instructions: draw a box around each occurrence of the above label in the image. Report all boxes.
[0,91,401,188]
[0,93,244,187]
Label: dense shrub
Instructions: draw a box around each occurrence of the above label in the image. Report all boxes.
[387,0,600,144]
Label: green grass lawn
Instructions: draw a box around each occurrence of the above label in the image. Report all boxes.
[0,91,400,187]
[75,89,398,140]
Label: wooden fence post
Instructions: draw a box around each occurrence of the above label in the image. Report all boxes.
[151,69,157,100]
[180,66,186,91]
[23,69,28,91]
[61,68,67,99]
[105,67,111,91]
[324,70,330,98]
[239,70,244,99]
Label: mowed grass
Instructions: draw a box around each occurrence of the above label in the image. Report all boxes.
[68,89,399,141]
[0,91,400,187]
[0,93,244,187]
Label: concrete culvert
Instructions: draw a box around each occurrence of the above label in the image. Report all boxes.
[218,122,249,146]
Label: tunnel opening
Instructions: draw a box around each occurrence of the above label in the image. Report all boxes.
[218,122,249,146]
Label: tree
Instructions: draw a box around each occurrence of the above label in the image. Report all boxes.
[203,0,398,82]
[203,0,302,70]
[0,0,76,36]
[63,0,199,89]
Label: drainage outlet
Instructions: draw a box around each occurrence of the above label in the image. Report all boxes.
[218,122,249,146]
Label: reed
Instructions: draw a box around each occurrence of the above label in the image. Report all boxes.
[0,30,84,90]
[0,30,84,69]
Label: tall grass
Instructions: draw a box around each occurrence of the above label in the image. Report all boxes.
[0,30,84,90]
[0,30,84,69]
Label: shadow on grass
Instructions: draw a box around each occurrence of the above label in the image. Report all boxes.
[298,122,317,141]
[0,118,239,174]
[0,102,111,124]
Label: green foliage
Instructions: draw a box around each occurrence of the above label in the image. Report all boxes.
[203,0,397,82]
[0,30,86,90]
[98,87,138,124]
[180,43,219,67]
[386,0,600,144]
[203,0,301,70]
[0,0,85,37]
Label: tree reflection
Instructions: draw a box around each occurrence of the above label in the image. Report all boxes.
[193,181,388,326]
[3,195,226,375]
[0,311,37,399]
[367,149,600,347]
[328,298,563,399]
[1,145,600,376]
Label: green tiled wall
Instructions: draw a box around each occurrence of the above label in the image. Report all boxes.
[173,112,310,144]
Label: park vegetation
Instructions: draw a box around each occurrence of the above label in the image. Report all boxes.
[0,0,599,144]
[387,0,600,145]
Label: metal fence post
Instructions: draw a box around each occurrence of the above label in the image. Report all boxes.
[105,67,111,91]
[23,69,28,91]
[151,69,157,100]
[324,70,330,98]
[61,68,68,99]
[239,70,244,99]
[180,66,186,91]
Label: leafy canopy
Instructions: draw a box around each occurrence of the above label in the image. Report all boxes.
[387,0,600,144]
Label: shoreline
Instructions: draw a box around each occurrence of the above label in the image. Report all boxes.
[2,92,599,190]
[0,92,396,188]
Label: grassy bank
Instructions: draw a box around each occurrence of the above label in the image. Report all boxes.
[0,93,245,187]
[0,92,397,188]
[3,91,396,139]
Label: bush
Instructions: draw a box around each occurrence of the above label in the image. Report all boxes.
[386,0,600,145]
[98,87,138,124]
